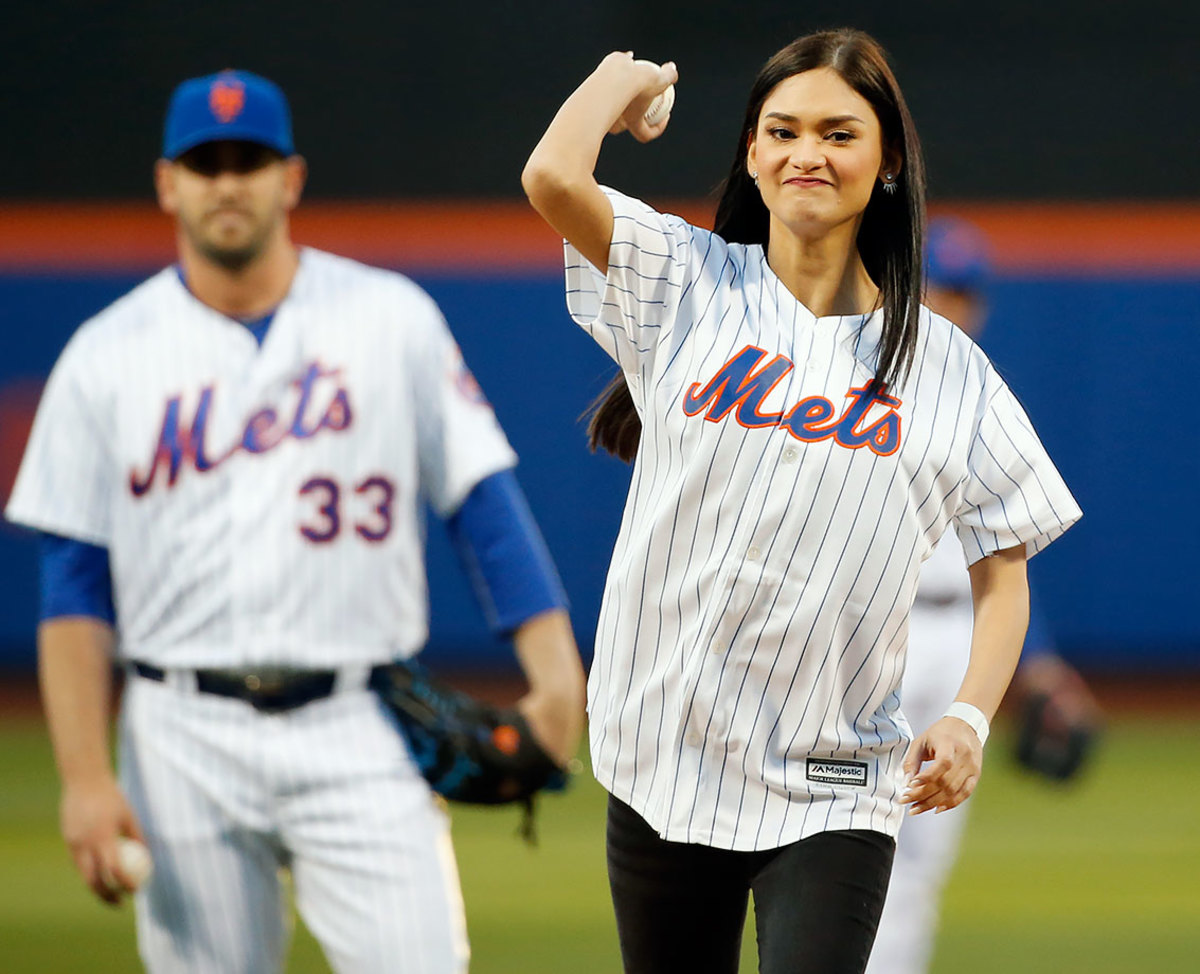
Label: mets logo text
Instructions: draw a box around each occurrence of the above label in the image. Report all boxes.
[682,344,902,456]
[129,361,352,497]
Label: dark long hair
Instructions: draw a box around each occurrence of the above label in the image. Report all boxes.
[588,28,927,462]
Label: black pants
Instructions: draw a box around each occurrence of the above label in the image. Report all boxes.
[606,795,895,974]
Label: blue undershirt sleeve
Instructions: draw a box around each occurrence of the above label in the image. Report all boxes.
[38,532,116,624]
[445,469,568,636]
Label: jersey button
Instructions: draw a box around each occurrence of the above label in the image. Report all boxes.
[807,360,820,373]
[747,546,761,561]
[782,447,798,464]
[727,740,741,753]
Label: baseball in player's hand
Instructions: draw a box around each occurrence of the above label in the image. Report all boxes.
[901,717,983,815]
[606,53,678,144]
[60,776,147,905]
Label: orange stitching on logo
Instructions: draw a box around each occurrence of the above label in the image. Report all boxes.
[492,725,521,756]
[209,78,246,123]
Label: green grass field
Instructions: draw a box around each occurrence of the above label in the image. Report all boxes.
[2,715,1197,972]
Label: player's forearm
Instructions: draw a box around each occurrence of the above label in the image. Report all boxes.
[513,609,586,766]
[513,609,585,700]
[38,618,118,786]
[956,545,1030,721]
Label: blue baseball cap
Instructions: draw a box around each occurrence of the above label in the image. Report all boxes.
[163,70,294,160]
[926,217,992,293]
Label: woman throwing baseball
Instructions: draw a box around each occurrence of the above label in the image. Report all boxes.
[523,29,1080,974]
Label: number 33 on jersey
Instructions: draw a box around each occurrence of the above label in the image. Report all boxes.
[9,249,515,668]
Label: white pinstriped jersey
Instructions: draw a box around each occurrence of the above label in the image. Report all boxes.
[6,248,515,668]
[565,188,1081,851]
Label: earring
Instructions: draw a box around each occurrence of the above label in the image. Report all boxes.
[750,171,758,186]
[882,172,897,195]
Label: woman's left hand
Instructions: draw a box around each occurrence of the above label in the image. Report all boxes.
[901,716,984,814]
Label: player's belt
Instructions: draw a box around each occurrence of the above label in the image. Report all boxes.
[913,592,971,608]
[130,660,386,714]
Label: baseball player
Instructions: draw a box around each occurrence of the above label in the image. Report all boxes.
[522,31,1081,974]
[865,217,1101,974]
[6,70,585,973]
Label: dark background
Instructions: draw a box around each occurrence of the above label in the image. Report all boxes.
[3,0,1198,202]
[0,2,1197,672]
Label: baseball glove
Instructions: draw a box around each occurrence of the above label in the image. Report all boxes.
[370,659,568,837]
[1012,658,1101,782]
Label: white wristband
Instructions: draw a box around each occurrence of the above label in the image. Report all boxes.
[943,702,990,745]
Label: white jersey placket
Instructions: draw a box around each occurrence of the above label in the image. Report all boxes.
[226,334,260,668]
[666,295,836,833]
[222,313,288,669]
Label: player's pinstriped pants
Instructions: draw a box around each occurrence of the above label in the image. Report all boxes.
[607,795,894,974]
[118,674,469,973]
[867,595,974,974]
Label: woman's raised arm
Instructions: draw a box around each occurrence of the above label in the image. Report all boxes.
[521,52,677,272]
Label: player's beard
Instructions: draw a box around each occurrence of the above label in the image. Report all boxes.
[184,208,277,273]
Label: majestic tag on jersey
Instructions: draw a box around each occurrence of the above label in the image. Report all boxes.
[682,344,903,456]
[805,758,869,787]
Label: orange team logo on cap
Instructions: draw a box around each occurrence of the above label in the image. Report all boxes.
[209,76,246,124]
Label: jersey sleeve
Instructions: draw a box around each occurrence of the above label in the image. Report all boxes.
[411,295,518,517]
[5,335,114,546]
[953,373,1082,563]
[563,186,694,376]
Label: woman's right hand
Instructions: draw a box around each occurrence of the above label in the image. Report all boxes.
[603,53,679,143]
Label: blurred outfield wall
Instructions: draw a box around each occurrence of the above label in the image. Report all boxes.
[0,202,1197,672]
[4,1,1199,202]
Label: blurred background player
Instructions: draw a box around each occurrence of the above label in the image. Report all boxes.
[865,216,1103,974]
[4,70,585,973]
